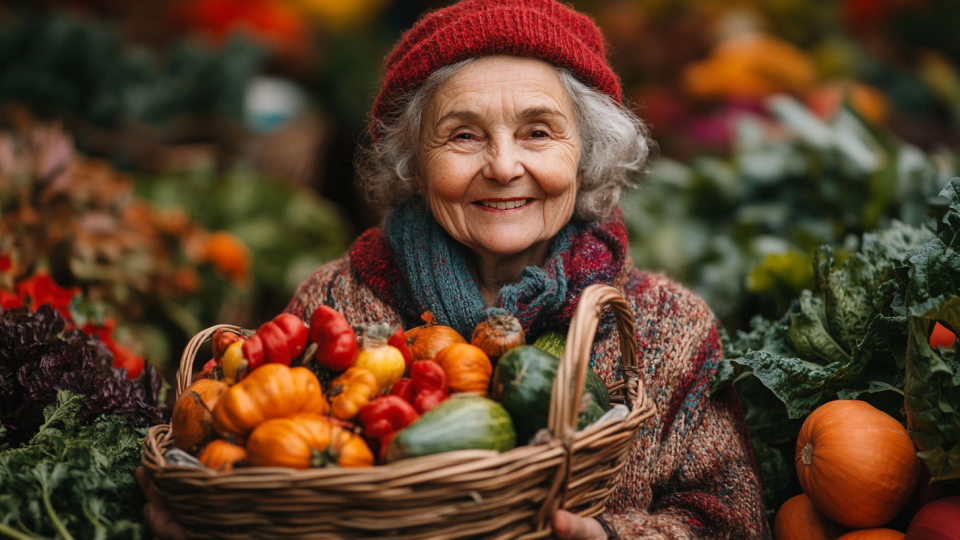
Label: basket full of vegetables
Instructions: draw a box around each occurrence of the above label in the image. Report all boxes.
[141,284,655,539]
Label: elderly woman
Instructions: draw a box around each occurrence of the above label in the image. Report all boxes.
[139,0,768,538]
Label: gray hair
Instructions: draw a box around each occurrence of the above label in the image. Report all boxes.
[357,57,652,221]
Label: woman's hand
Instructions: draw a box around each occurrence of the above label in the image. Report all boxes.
[135,466,188,540]
[552,510,608,540]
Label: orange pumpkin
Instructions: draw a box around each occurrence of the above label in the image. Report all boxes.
[212,363,328,437]
[796,400,920,529]
[170,378,229,454]
[246,413,373,469]
[433,343,492,395]
[773,494,847,540]
[328,367,380,421]
[405,312,466,361]
[197,440,248,472]
[835,529,904,540]
[471,311,524,361]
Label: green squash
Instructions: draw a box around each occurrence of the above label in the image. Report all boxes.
[533,332,611,411]
[385,396,515,462]
[494,345,610,445]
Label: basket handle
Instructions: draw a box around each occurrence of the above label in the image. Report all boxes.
[175,324,242,398]
[547,284,638,446]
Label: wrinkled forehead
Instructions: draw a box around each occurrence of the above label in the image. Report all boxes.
[425,56,575,124]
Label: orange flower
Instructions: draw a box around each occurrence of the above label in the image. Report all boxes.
[683,33,817,103]
[205,231,252,287]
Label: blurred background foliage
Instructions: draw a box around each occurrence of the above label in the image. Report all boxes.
[3,0,960,519]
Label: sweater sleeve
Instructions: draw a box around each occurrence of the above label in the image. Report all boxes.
[283,256,404,327]
[597,276,769,539]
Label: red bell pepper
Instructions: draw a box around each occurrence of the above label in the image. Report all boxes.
[390,378,415,402]
[242,313,308,370]
[388,360,449,414]
[357,395,419,463]
[309,305,359,371]
[388,324,414,368]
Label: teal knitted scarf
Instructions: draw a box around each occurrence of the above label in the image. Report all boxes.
[375,205,628,340]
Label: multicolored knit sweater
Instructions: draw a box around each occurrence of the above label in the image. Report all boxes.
[285,225,770,539]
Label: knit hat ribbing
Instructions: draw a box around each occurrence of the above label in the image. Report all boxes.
[370,0,621,134]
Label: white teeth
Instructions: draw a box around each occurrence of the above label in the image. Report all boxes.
[481,199,527,210]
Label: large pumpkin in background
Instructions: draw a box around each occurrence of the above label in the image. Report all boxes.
[796,400,920,529]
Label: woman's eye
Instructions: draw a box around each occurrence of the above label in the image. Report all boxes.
[530,130,548,138]
[454,133,474,140]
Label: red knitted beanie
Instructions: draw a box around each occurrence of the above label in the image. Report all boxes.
[370,0,621,134]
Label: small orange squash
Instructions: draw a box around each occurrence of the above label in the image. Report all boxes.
[170,378,229,454]
[796,400,920,529]
[328,367,380,421]
[471,311,524,361]
[212,363,328,437]
[405,312,466,361]
[835,529,904,540]
[246,412,373,469]
[433,343,492,395]
[197,440,248,472]
[773,493,847,540]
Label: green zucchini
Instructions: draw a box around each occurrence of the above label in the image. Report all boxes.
[384,396,515,462]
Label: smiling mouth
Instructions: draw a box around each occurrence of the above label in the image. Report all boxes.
[477,198,530,210]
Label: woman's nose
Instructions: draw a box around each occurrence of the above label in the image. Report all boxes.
[481,142,524,184]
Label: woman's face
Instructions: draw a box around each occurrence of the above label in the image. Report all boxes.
[419,55,580,262]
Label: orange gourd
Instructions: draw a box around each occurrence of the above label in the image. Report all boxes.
[246,413,374,469]
[835,529,904,540]
[773,494,847,540]
[328,367,380,421]
[171,379,229,454]
[198,440,248,472]
[471,311,525,361]
[212,363,328,437]
[433,343,492,395]
[405,312,466,361]
[796,400,920,529]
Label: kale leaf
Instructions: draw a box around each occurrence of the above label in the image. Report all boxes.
[0,391,146,539]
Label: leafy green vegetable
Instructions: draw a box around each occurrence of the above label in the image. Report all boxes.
[0,13,264,131]
[0,391,146,539]
[900,180,960,481]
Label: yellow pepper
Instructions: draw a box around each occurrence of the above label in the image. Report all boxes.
[221,340,248,385]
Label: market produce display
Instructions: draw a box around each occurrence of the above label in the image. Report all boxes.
[741,179,960,535]
[0,301,164,539]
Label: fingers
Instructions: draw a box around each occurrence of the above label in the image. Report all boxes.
[135,466,148,494]
[551,510,606,540]
[144,501,188,540]
[138,466,189,540]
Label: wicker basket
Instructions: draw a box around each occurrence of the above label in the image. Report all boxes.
[142,284,656,539]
